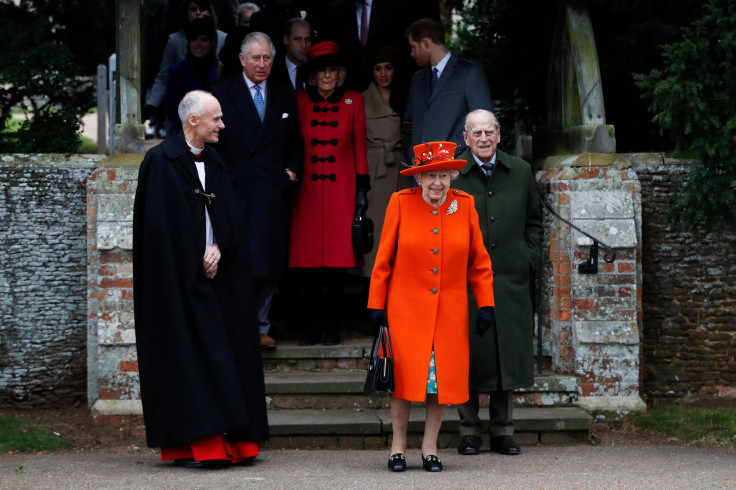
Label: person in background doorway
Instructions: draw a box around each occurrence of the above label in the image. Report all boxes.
[212,32,303,349]
[289,41,370,346]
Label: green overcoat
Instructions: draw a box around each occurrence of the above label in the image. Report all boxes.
[454,148,543,391]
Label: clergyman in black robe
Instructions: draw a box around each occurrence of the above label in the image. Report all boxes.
[133,89,268,468]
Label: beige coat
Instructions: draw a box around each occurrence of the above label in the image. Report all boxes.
[361,83,408,275]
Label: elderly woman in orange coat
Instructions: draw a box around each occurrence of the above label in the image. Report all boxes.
[367,141,496,473]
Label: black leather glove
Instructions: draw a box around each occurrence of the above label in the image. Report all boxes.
[355,189,368,217]
[368,308,386,329]
[355,174,370,217]
[476,306,496,337]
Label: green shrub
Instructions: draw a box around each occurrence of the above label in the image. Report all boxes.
[634,0,736,229]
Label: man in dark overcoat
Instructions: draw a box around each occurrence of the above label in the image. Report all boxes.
[453,109,543,456]
[212,31,303,348]
[133,90,269,466]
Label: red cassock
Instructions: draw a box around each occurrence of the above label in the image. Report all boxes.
[289,87,369,268]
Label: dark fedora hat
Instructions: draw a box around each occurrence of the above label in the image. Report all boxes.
[297,41,348,83]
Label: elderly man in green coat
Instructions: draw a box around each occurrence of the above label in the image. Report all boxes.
[453,109,543,456]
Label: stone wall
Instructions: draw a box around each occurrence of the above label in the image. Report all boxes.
[629,154,736,404]
[2,152,734,411]
[537,154,645,416]
[0,154,103,407]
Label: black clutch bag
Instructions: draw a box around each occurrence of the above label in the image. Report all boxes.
[364,323,395,395]
[352,213,374,255]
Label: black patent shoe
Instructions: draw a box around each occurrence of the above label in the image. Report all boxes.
[422,454,443,472]
[387,453,406,472]
[174,458,204,468]
[490,435,521,455]
[322,332,341,346]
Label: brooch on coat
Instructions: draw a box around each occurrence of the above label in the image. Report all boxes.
[447,200,458,215]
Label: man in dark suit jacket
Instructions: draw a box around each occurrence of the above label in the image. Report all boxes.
[323,0,439,92]
[403,18,493,160]
[212,31,303,348]
[270,18,313,91]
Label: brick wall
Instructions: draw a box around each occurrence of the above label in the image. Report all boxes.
[0,154,103,407]
[537,155,644,414]
[629,154,736,404]
[85,155,141,406]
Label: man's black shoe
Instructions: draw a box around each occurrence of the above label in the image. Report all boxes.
[457,435,481,455]
[490,435,521,455]
[174,458,204,468]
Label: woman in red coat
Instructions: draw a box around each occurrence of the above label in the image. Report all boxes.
[289,41,370,345]
[367,142,495,473]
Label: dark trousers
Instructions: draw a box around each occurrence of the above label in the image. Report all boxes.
[294,267,345,341]
[457,389,514,438]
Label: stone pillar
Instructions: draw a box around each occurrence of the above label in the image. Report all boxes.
[86,155,144,437]
[538,154,646,419]
[114,0,145,153]
[540,0,615,155]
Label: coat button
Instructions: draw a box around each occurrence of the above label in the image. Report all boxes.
[488,190,494,197]
[431,288,437,294]
[432,228,439,234]
[491,243,497,249]
[432,268,439,274]
[432,248,439,255]
[490,216,496,222]
[432,209,438,215]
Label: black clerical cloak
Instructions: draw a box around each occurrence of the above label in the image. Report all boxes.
[133,130,269,448]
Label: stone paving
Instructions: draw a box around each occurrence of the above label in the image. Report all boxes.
[1,445,734,489]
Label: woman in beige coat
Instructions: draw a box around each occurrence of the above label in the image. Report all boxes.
[361,46,409,275]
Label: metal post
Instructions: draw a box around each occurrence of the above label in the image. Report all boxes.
[108,54,117,154]
[96,64,108,154]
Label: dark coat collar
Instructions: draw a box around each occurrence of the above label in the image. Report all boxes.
[161,129,222,167]
[306,85,346,104]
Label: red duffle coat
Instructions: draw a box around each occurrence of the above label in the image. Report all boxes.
[367,188,495,404]
[289,86,369,268]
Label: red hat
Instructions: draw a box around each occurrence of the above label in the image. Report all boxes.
[297,41,347,83]
[400,141,467,176]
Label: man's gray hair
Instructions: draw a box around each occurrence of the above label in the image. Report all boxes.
[464,109,500,132]
[241,31,276,58]
[178,90,211,126]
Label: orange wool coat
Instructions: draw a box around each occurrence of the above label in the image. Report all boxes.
[367,188,494,404]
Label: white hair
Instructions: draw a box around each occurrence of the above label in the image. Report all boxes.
[464,109,500,132]
[178,90,212,126]
[240,31,276,58]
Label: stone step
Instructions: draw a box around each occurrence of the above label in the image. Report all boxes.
[261,339,371,372]
[264,406,593,449]
[264,372,580,410]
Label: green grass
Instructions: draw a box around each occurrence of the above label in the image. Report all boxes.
[632,405,736,447]
[0,415,70,452]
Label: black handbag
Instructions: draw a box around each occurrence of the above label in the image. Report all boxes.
[364,323,395,395]
[352,213,374,255]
